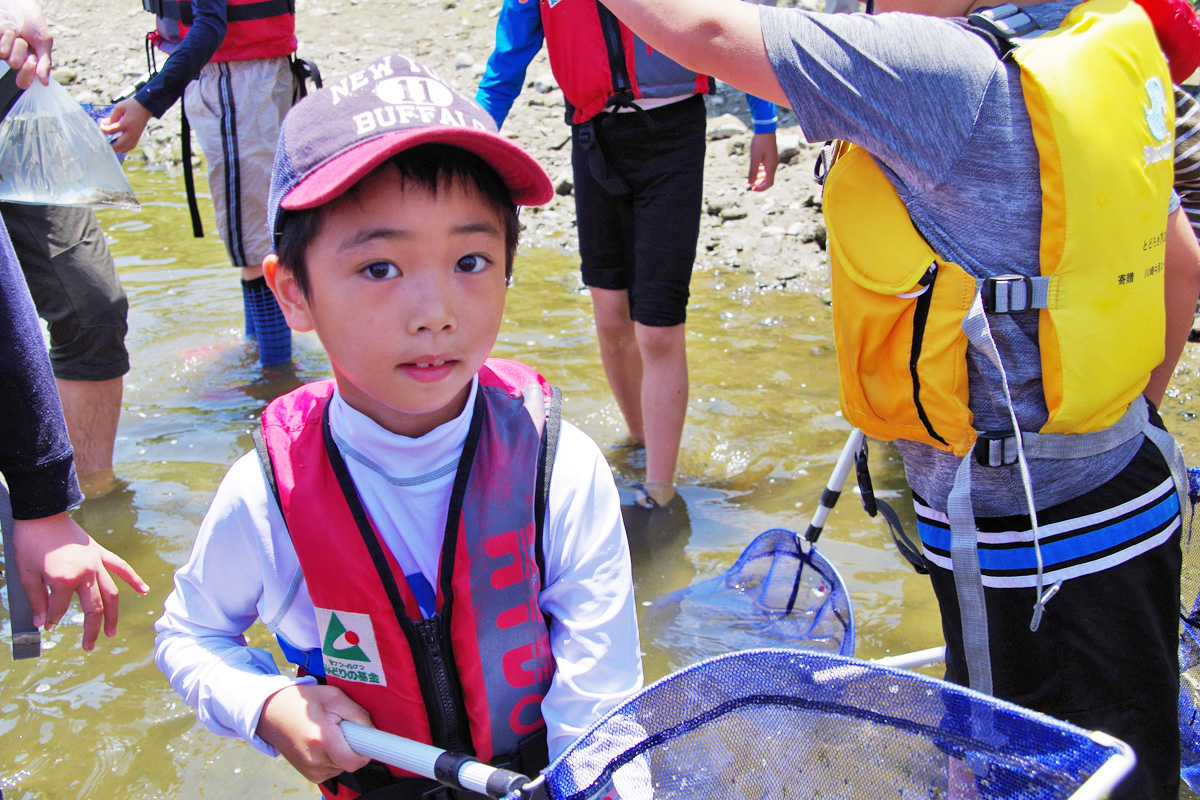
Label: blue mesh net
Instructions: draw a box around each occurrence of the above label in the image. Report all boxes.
[642,529,855,668]
[529,649,1132,800]
[1181,468,1200,790]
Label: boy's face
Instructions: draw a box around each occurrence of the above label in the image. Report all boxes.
[268,165,509,437]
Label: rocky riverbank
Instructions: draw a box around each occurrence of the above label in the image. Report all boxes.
[39,0,832,292]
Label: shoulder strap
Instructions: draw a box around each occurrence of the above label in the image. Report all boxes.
[533,386,562,590]
[252,425,284,518]
[595,1,636,109]
[958,3,1041,59]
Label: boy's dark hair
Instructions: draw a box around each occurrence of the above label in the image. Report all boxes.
[276,143,522,298]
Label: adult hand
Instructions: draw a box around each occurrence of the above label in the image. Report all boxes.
[0,0,52,89]
[12,512,149,651]
[257,684,375,784]
[747,131,779,191]
[100,98,154,154]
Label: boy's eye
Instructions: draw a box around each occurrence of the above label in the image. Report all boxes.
[456,254,489,273]
[363,261,400,280]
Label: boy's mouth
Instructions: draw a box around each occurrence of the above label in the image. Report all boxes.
[400,357,456,383]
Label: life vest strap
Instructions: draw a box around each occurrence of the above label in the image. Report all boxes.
[980,274,1051,314]
[143,0,295,27]
[974,394,1151,467]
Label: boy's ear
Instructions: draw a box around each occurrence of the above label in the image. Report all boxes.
[263,254,315,333]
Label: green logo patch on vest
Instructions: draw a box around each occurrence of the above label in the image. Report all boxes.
[314,608,387,686]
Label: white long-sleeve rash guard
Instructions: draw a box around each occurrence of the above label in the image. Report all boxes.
[154,378,644,760]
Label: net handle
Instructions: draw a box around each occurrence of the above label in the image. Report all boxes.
[339,721,545,800]
[804,428,865,544]
[1067,731,1137,800]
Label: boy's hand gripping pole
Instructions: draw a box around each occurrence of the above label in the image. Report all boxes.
[1,481,41,659]
[340,721,546,800]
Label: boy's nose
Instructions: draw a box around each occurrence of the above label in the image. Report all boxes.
[408,277,457,335]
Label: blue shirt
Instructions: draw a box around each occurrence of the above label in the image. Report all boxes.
[136,0,227,118]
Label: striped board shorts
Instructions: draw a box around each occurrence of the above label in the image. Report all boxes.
[183,56,296,269]
[914,469,1180,588]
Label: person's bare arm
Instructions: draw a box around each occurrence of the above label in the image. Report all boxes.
[748,131,780,190]
[583,0,787,105]
[1146,206,1200,406]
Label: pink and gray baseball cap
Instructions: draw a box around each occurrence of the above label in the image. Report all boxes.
[268,53,553,247]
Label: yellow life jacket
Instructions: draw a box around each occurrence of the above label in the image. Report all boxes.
[823,0,1174,458]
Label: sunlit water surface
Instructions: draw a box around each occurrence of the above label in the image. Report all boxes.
[4,159,1200,797]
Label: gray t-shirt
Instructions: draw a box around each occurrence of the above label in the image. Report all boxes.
[761,1,1145,514]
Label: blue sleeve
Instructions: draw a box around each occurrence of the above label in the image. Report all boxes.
[475,0,544,130]
[746,94,777,134]
[135,0,228,118]
[0,219,81,519]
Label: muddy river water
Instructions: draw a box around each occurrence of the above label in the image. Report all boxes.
[4,157,1200,797]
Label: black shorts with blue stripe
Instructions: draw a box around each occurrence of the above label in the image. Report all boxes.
[915,434,1182,800]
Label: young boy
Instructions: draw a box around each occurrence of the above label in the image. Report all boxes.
[154,53,644,795]
[101,0,297,367]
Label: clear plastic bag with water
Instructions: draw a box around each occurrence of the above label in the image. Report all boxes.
[0,73,138,209]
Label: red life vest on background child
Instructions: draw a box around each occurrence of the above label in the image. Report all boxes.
[537,0,713,124]
[259,359,559,798]
[144,0,297,63]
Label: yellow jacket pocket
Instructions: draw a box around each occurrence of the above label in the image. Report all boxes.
[826,146,977,456]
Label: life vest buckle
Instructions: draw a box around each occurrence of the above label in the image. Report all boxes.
[974,430,1019,467]
[968,4,1038,41]
[981,273,1033,314]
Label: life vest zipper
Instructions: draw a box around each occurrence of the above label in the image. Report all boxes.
[409,613,471,755]
[908,264,950,448]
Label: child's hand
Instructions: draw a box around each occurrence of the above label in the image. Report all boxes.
[13,512,150,651]
[257,684,375,784]
[747,131,779,192]
[100,98,153,154]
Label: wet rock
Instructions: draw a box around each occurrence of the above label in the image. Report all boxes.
[778,133,806,165]
[706,195,735,217]
[706,113,748,140]
[532,73,558,93]
[554,172,573,196]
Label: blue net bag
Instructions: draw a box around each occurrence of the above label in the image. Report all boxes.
[1181,468,1200,790]
[524,649,1133,800]
[641,528,855,669]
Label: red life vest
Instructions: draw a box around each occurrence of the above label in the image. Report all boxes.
[259,359,559,798]
[146,0,297,63]
[538,0,713,124]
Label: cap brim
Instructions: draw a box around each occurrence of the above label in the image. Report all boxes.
[280,128,554,210]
